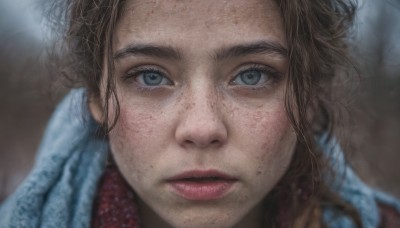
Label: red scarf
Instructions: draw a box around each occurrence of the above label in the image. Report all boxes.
[91,163,141,228]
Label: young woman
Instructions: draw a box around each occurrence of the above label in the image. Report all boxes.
[1,0,399,227]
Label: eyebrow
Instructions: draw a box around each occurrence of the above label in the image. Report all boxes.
[214,41,288,61]
[114,44,182,60]
[113,40,287,61]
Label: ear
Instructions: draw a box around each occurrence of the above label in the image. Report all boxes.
[88,95,103,124]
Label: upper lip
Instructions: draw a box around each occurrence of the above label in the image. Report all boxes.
[167,170,237,181]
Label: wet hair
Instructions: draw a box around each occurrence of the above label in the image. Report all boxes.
[46,0,360,226]
[269,0,360,226]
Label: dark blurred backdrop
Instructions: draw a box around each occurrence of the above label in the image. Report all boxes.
[1,0,399,201]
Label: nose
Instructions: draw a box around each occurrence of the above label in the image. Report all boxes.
[175,87,228,149]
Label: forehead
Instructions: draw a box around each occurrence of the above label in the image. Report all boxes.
[115,0,285,52]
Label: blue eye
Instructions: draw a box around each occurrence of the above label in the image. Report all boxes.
[233,68,271,86]
[131,69,172,86]
[237,70,262,85]
[142,71,163,85]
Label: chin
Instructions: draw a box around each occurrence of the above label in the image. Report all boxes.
[156,205,257,228]
[166,215,239,228]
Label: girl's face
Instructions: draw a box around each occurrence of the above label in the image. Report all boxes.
[92,0,297,227]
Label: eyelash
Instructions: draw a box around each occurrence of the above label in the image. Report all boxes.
[122,66,172,87]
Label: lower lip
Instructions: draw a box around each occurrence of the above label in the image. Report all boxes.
[168,180,236,201]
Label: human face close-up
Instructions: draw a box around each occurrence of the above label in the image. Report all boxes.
[92,0,297,227]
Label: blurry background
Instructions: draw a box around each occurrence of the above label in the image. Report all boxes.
[0,0,399,202]
[0,0,66,201]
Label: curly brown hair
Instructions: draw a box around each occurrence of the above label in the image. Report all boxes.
[46,0,360,226]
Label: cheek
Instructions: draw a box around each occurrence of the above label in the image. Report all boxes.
[257,108,295,157]
[112,108,156,145]
[108,104,160,183]
[258,110,295,172]
[229,100,296,179]
[235,102,294,149]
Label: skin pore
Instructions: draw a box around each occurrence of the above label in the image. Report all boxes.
[90,0,297,227]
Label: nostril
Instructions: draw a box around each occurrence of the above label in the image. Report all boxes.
[184,140,195,145]
[182,138,221,148]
